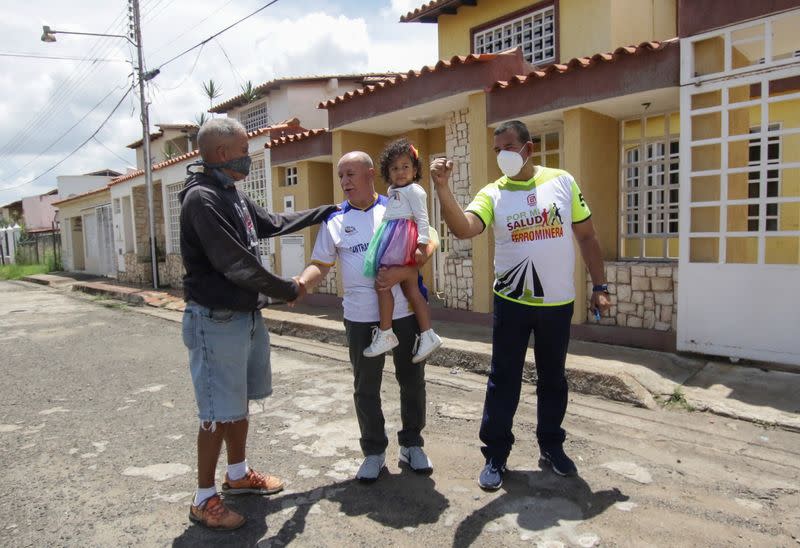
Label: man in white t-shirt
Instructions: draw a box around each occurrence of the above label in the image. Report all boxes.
[297,151,436,482]
[431,120,611,490]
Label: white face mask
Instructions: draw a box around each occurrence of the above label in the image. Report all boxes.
[496,145,529,178]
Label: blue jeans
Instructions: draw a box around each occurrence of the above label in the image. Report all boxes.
[182,301,271,425]
[479,295,574,465]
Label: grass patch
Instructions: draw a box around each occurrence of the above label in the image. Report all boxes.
[664,387,694,411]
[0,263,51,280]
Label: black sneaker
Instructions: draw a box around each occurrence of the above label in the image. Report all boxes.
[540,446,577,477]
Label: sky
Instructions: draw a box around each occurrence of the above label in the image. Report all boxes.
[0,0,437,205]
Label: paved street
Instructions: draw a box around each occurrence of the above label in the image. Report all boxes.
[1,280,799,547]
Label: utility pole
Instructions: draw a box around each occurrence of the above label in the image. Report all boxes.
[130,0,159,288]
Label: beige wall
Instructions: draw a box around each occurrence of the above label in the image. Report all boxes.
[437,0,677,63]
[272,161,335,278]
[564,107,620,323]
[467,93,497,314]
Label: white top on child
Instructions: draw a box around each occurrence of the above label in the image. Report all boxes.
[383,183,430,245]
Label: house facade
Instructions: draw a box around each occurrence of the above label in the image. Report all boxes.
[52,187,116,276]
[266,0,799,364]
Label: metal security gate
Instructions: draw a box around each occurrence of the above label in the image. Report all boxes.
[429,153,451,296]
[679,12,800,365]
[96,204,116,277]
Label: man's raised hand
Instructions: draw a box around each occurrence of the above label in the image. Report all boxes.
[429,158,453,189]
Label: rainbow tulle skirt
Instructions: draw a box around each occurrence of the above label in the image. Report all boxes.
[363,218,419,278]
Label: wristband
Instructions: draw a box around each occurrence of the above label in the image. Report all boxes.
[592,284,609,293]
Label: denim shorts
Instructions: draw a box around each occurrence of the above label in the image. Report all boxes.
[182,301,271,424]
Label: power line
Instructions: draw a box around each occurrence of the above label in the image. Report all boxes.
[0,86,134,193]
[92,136,133,165]
[4,85,130,181]
[215,38,246,88]
[154,0,281,71]
[148,0,237,57]
[154,42,206,92]
[0,5,131,161]
[142,0,177,24]
[0,52,127,63]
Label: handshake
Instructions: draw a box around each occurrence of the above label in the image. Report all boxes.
[289,276,307,307]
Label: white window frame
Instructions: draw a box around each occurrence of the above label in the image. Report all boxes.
[166,182,183,253]
[529,130,562,168]
[473,4,555,66]
[620,113,680,259]
[237,100,269,133]
[283,195,295,213]
[747,123,781,232]
[284,166,298,187]
[684,9,800,85]
[682,68,800,265]
[235,155,273,256]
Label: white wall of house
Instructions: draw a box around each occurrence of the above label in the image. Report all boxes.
[110,180,137,268]
[57,174,115,198]
[285,79,362,129]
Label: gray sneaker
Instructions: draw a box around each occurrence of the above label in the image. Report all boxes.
[355,453,385,482]
[399,446,433,473]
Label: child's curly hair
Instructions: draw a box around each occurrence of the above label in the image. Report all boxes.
[380,138,422,184]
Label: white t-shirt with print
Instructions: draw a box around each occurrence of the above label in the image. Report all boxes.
[466,167,592,306]
[383,183,431,245]
[310,195,412,322]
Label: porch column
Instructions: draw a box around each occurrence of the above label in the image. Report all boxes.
[563,107,620,323]
[466,92,495,314]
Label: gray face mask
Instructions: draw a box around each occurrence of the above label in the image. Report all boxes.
[206,155,252,177]
[187,156,252,187]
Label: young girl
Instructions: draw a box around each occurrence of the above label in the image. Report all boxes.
[362,138,443,363]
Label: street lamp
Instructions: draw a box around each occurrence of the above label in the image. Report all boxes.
[40,2,161,289]
[40,25,135,45]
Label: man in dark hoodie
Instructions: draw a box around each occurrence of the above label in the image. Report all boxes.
[179,118,337,530]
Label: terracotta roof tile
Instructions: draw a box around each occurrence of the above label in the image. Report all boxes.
[52,186,110,207]
[319,51,513,109]
[401,0,470,23]
[265,129,328,149]
[108,149,201,187]
[109,120,305,187]
[209,73,401,113]
[489,39,678,91]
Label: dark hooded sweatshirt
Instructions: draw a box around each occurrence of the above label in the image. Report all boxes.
[178,169,337,311]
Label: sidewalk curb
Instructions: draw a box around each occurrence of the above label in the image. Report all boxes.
[268,316,658,409]
[71,281,146,305]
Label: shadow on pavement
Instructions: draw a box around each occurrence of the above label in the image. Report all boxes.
[452,469,627,547]
[171,469,449,547]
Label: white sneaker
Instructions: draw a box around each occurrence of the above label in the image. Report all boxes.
[363,328,399,357]
[356,453,385,482]
[412,329,442,364]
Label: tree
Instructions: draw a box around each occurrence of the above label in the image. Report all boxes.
[202,79,222,113]
[195,112,208,127]
[163,141,179,160]
[240,80,260,104]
